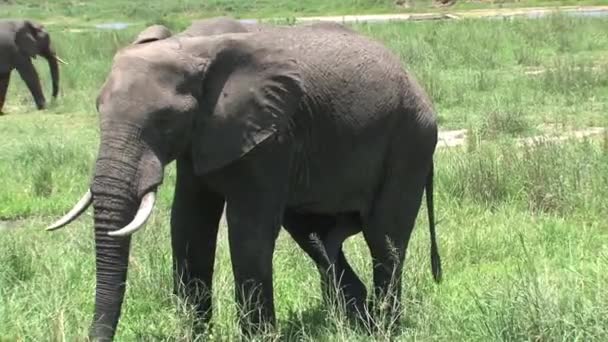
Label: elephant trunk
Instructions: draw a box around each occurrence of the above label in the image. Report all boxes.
[88,126,162,340]
[40,44,59,98]
[90,173,137,339]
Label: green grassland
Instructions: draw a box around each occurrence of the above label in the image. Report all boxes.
[1,5,607,341]
[3,0,608,26]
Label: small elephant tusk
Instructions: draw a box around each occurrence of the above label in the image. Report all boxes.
[55,55,68,65]
[46,190,93,231]
[108,192,156,237]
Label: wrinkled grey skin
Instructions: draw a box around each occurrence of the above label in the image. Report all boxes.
[0,19,59,112]
[53,23,441,340]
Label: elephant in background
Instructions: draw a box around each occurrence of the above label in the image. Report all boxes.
[132,16,354,45]
[132,17,255,46]
[47,21,442,340]
[0,19,61,113]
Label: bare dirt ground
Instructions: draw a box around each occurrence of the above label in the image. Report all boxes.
[438,126,607,149]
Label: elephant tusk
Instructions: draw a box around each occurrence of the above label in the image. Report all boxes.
[108,192,156,237]
[46,190,93,231]
[55,55,68,65]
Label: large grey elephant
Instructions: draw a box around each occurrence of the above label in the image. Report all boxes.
[133,17,439,317]
[47,22,441,341]
[0,19,60,113]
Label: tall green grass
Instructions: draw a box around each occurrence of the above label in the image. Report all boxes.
[354,14,608,131]
[1,139,606,340]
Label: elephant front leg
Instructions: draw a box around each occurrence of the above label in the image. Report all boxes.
[170,160,225,328]
[14,58,45,110]
[225,198,282,337]
[0,72,10,113]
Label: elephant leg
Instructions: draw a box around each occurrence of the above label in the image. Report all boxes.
[282,212,367,316]
[282,212,334,268]
[362,166,428,330]
[14,58,45,110]
[0,72,10,113]
[220,147,297,336]
[225,196,282,336]
[171,158,225,326]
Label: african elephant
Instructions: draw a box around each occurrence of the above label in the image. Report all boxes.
[0,19,61,113]
[133,16,442,316]
[133,18,388,312]
[46,23,442,341]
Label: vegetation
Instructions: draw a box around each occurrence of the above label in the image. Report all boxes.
[3,0,608,24]
[1,3,607,341]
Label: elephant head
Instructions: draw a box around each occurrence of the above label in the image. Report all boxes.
[14,20,60,98]
[46,34,302,340]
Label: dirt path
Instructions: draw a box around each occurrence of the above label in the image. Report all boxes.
[437,127,607,149]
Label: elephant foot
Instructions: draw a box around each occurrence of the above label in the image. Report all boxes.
[359,295,406,335]
[192,319,212,338]
[320,268,368,324]
[34,97,46,110]
[172,282,214,338]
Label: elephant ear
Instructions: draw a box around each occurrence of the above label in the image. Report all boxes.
[15,20,40,57]
[191,37,303,175]
[132,25,172,44]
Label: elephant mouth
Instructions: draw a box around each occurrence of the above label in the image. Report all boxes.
[46,188,157,236]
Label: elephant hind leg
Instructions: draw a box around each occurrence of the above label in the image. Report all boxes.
[362,164,429,330]
[283,212,367,316]
[0,72,10,113]
[323,214,360,263]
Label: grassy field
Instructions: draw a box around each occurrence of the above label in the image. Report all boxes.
[1,6,608,342]
[3,0,608,24]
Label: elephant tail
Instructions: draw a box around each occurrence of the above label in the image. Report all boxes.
[426,162,442,283]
